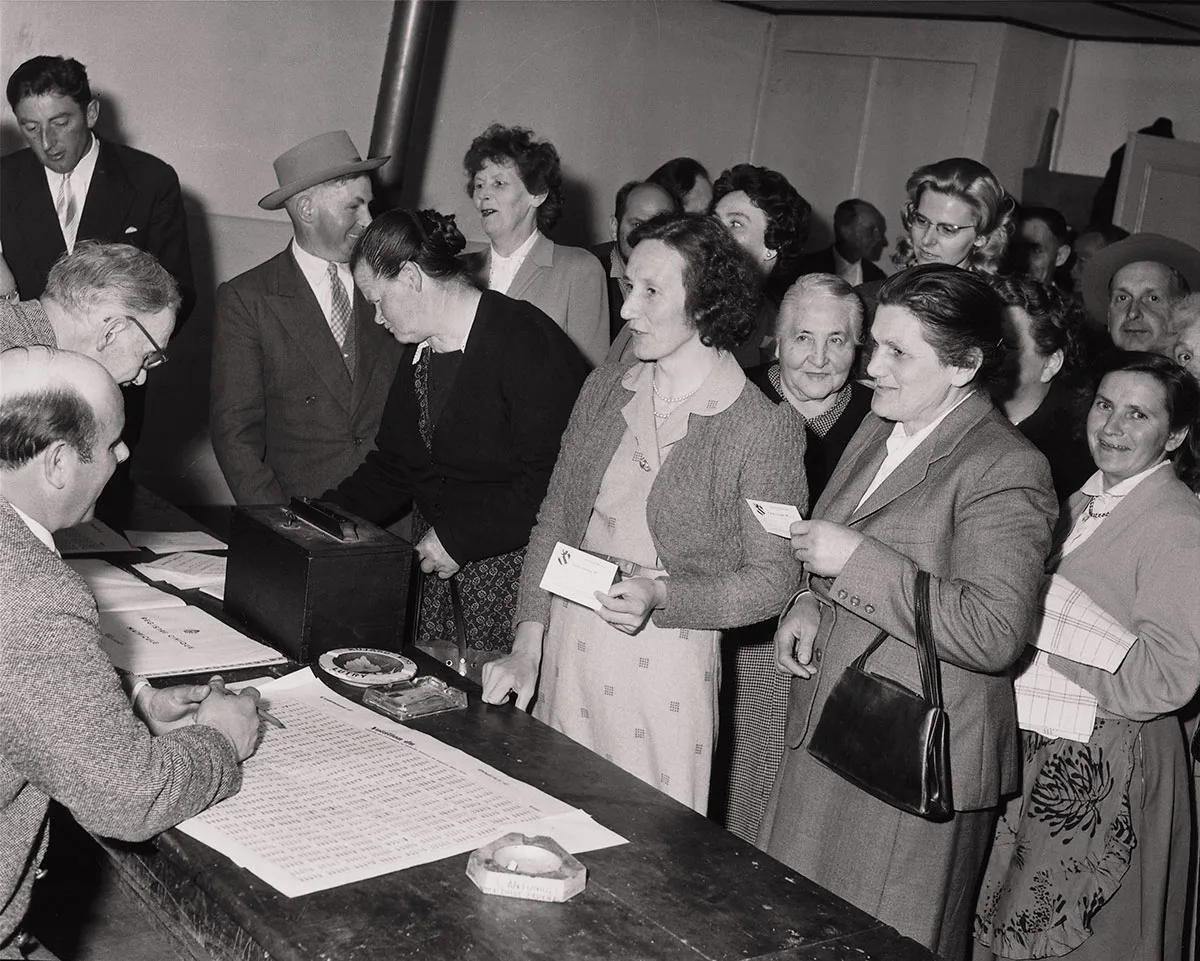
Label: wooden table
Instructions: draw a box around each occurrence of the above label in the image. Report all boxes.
[93,493,936,961]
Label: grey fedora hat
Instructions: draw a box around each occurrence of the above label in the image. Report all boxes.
[1082,232,1200,325]
[258,130,389,210]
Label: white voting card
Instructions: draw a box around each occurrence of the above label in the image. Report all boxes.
[125,530,227,553]
[54,518,136,555]
[178,669,627,897]
[539,542,618,611]
[98,605,286,677]
[134,552,227,590]
[746,499,802,538]
[66,559,186,613]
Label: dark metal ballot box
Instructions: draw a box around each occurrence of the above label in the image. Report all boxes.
[224,500,412,662]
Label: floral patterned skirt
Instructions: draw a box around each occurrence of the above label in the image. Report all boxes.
[974,719,1139,959]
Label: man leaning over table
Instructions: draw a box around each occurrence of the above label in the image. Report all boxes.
[0,346,261,954]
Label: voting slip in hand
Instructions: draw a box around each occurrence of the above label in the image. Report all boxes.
[539,542,619,611]
[746,499,802,538]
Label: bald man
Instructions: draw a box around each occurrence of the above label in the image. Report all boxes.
[0,240,178,387]
[0,347,260,950]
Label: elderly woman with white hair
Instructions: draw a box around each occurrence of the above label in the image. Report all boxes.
[718,273,873,841]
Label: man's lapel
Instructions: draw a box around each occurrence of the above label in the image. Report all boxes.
[77,140,135,242]
[9,152,67,272]
[349,288,379,410]
[266,249,353,411]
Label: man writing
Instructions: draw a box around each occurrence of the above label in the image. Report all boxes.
[0,346,260,951]
[211,131,403,504]
[0,241,178,387]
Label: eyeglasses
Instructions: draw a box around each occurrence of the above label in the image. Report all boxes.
[910,211,975,239]
[117,315,169,370]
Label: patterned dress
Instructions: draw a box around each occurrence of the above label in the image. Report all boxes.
[533,362,733,812]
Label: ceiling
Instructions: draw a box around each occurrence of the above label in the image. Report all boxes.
[731,1,1200,44]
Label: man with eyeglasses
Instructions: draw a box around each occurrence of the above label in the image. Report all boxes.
[0,240,177,387]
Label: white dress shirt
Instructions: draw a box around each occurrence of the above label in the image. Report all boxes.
[856,391,975,509]
[487,229,540,295]
[44,133,99,252]
[11,503,58,554]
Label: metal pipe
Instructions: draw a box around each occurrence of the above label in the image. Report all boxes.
[369,0,435,204]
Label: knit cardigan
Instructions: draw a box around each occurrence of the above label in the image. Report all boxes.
[514,359,807,630]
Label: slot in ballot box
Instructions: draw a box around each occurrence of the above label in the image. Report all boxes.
[224,501,412,662]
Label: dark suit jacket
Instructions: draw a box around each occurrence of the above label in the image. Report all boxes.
[784,392,1057,809]
[798,245,886,286]
[0,139,195,316]
[210,246,403,505]
[0,498,241,942]
[463,234,609,367]
[588,240,626,343]
[326,291,588,562]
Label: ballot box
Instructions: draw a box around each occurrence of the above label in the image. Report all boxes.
[224,502,411,662]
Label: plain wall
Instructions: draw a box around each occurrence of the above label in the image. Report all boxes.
[1056,40,1200,177]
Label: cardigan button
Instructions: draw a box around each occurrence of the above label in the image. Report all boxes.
[864,604,875,614]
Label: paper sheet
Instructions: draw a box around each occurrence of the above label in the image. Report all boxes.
[746,499,802,538]
[54,519,136,555]
[98,606,287,678]
[178,670,627,897]
[66,559,186,613]
[134,552,227,589]
[125,530,227,553]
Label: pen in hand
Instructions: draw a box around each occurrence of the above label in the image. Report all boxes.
[208,675,286,730]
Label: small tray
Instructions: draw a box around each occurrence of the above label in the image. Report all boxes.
[362,676,468,721]
[317,648,417,687]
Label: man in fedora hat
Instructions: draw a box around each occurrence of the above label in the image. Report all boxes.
[1082,231,1200,355]
[211,131,403,504]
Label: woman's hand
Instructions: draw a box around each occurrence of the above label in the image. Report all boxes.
[594,577,667,635]
[481,622,545,710]
[790,519,864,578]
[415,528,461,579]
[774,592,822,678]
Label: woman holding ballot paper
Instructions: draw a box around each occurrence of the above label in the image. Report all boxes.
[759,265,1057,958]
[975,352,1200,961]
[482,212,805,812]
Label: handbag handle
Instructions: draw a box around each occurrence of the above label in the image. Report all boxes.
[850,570,943,710]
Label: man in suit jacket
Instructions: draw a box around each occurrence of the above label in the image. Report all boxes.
[0,347,260,951]
[798,199,888,287]
[211,131,403,505]
[1,55,194,317]
[589,180,678,343]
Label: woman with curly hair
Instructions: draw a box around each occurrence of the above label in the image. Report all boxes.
[712,163,812,367]
[990,275,1096,499]
[976,351,1200,961]
[902,157,1015,274]
[461,123,608,367]
[482,213,806,812]
[324,209,587,677]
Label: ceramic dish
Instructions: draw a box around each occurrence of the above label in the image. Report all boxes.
[317,648,418,687]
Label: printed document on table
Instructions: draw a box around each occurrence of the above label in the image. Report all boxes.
[54,519,136,555]
[98,606,286,677]
[124,530,227,553]
[66,559,186,613]
[134,552,227,589]
[178,670,627,897]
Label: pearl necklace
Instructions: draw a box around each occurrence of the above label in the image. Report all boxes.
[652,377,701,406]
[1085,496,1113,520]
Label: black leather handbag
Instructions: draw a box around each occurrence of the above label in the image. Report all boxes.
[806,570,953,821]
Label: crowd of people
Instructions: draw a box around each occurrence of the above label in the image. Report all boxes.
[3,53,1200,961]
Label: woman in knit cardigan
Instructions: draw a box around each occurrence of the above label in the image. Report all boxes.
[976,351,1200,961]
[482,213,806,812]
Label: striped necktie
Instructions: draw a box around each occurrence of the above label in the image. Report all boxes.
[327,262,352,347]
[56,172,79,250]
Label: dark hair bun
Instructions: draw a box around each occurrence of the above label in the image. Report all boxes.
[419,209,466,259]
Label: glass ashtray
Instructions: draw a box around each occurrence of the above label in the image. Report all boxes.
[362,676,467,722]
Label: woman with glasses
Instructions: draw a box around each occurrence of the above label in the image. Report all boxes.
[902,158,1015,274]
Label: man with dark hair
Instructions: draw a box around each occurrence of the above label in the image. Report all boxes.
[211,131,402,505]
[0,56,193,315]
[590,180,677,341]
[0,346,261,953]
[0,241,179,386]
[799,199,888,286]
[1016,206,1071,287]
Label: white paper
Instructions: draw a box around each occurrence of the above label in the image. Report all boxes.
[124,530,227,553]
[134,552,227,589]
[199,584,225,602]
[746,499,802,538]
[98,606,286,678]
[54,519,136,555]
[66,559,186,613]
[178,670,626,897]
[538,542,618,611]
